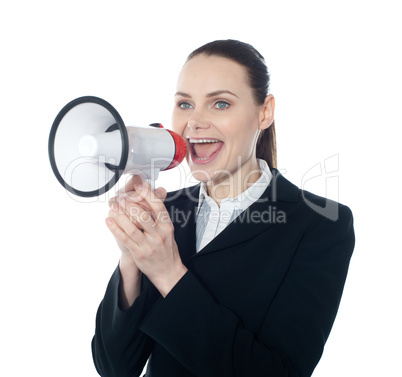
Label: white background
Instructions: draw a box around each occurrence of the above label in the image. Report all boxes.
[1,1,401,376]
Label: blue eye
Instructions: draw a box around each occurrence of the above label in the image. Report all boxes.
[178,102,193,109]
[215,101,230,110]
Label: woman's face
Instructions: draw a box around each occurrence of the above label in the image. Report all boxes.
[172,54,272,185]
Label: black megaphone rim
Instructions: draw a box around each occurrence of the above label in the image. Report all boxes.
[48,96,129,197]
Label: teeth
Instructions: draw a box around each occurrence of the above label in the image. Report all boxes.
[189,138,221,143]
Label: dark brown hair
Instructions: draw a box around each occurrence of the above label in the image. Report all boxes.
[187,39,277,169]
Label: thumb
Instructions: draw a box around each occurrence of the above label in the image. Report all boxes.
[154,187,167,201]
[122,175,143,194]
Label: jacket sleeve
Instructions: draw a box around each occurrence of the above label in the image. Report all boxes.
[91,266,160,377]
[139,204,355,377]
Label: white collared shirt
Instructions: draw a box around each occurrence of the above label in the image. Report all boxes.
[195,159,273,252]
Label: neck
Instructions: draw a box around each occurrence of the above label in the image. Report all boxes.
[205,158,261,206]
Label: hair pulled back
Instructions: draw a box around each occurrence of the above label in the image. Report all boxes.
[187,39,277,169]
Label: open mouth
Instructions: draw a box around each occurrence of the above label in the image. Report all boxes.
[188,138,224,164]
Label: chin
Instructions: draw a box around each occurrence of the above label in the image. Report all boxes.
[189,167,214,183]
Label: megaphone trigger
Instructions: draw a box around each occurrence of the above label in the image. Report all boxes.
[149,123,163,128]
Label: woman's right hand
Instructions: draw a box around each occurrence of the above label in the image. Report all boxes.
[107,175,167,309]
[107,175,167,258]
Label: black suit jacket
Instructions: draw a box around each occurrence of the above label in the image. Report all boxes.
[92,168,355,377]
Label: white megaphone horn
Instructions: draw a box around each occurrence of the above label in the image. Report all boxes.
[48,96,187,197]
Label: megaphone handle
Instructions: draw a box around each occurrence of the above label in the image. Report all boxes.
[147,179,155,191]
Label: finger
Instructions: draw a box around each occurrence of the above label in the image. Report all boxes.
[123,175,144,194]
[105,217,142,250]
[109,175,145,207]
[120,176,165,200]
[109,195,120,208]
[118,198,157,233]
[123,187,166,205]
[110,203,148,242]
[110,189,144,210]
[135,179,172,230]
[113,192,158,228]
[121,190,145,204]
[110,203,144,232]
[154,187,167,201]
[116,194,155,221]
[118,186,167,216]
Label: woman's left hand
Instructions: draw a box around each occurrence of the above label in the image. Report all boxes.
[106,178,188,297]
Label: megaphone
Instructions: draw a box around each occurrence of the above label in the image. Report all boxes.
[48,96,187,197]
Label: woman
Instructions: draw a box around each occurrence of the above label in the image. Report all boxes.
[92,40,355,377]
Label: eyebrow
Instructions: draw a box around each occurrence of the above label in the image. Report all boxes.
[175,90,239,98]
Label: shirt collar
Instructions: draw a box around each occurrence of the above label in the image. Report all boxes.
[196,159,272,214]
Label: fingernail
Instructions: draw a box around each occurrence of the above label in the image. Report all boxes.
[106,218,113,226]
[117,197,125,204]
[112,203,119,212]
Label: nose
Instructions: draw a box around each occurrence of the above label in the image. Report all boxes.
[186,109,211,132]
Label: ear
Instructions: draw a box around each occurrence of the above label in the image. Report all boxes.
[258,94,275,131]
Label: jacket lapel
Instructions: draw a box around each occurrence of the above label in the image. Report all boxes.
[167,184,199,264]
[168,168,301,260]
[193,168,301,256]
